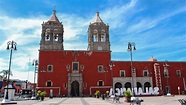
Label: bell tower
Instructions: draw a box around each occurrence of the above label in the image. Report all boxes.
[87,12,110,51]
[40,10,64,50]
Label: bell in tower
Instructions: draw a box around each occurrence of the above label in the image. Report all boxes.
[87,12,110,52]
[40,10,64,50]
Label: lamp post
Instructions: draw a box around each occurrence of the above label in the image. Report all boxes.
[104,68,108,86]
[31,59,38,99]
[2,41,17,103]
[127,42,136,97]
[109,61,115,94]
[41,68,46,91]
[163,60,170,95]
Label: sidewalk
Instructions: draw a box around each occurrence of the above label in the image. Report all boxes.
[0,95,185,105]
[32,95,185,105]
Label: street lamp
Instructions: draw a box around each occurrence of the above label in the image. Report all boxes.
[104,68,108,86]
[41,68,46,91]
[109,62,115,92]
[2,41,17,103]
[31,59,38,99]
[127,42,136,97]
[163,60,171,95]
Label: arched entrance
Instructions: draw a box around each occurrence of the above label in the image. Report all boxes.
[115,82,122,93]
[137,82,142,91]
[144,82,151,93]
[71,81,79,97]
[125,82,131,90]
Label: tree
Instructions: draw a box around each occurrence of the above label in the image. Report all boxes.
[0,70,13,80]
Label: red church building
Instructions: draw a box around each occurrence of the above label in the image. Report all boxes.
[37,10,186,97]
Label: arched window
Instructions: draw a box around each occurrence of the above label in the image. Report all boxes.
[93,30,98,42]
[93,35,98,42]
[47,65,53,72]
[53,34,59,41]
[101,30,106,42]
[101,35,105,42]
[45,34,50,41]
[45,28,50,41]
[98,65,103,72]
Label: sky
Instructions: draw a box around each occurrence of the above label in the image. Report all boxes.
[0,0,186,83]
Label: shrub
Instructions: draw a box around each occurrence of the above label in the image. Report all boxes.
[123,90,132,97]
[95,90,100,96]
[36,90,47,97]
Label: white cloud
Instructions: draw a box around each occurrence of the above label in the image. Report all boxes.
[0,9,91,80]
[0,58,8,70]
[101,0,138,29]
[58,13,90,40]
[0,16,43,51]
[11,71,36,83]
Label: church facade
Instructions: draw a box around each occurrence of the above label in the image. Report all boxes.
[37,10,186,97]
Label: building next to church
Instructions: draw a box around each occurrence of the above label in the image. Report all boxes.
[37,10,186,97]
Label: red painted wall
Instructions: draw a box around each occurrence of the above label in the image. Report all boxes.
[38,50,186,96]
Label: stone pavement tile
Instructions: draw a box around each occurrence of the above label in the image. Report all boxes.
[60,98,82,105]
[139,96,183,105]
[32,98,65,105]
[84,98,121,105]
[26,95,186,105]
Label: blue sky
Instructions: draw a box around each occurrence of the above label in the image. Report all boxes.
[0,0,186,82]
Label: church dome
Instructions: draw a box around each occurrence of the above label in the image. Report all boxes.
[148,56,157,62]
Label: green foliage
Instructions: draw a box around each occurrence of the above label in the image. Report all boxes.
[123,90,132,97]
[36,90,47,97]
[0,70,13,80]
[94,90,100,96]
[106,91,109,94]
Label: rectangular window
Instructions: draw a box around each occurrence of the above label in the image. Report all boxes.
[98,80,103,86]
[164,67,169,77]
[47,65,53,72]
[46,81,52,87]
[143,70,149,77]
[72,62,79,71]
[120,70,125,77]
[176,70,181,77]
[98,65,103,72]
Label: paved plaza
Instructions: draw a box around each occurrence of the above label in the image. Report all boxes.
[0,95,185,105]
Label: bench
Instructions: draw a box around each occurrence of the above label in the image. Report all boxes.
[178,99,186,105]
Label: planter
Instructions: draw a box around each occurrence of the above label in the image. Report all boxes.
[40,96,44,101]
[95,90,100,98]
[96,95,99,98]
[123,90,132,102]
[125,96,131,102]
